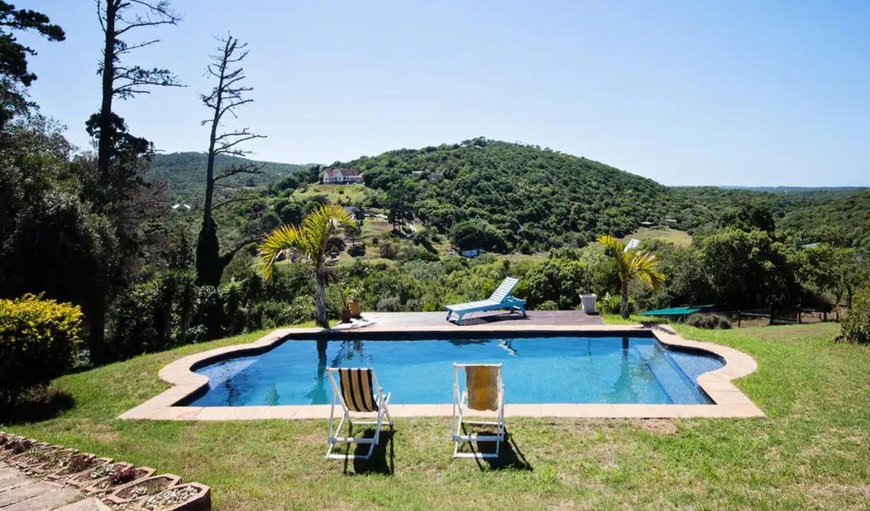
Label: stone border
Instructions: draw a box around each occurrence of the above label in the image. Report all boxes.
[119,324,764,420]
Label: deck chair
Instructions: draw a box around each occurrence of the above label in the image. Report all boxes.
[452,363,505,459]
[445,277,527,325]
[326,368,393,460]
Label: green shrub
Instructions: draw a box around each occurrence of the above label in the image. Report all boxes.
[379,240,399,259]
[839,289,870,344]
[686,313,732,329]
[347,243,366,257]
[598,293,625,315]
[0,294,82,405]
[535,300,558,311]
[524,258,591,309]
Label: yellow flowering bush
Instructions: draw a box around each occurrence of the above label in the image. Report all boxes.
[0,294,82,405]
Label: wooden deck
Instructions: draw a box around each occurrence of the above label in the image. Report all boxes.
[356,310,604,329]
[0,462,109,510]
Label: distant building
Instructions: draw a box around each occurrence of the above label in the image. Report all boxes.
[322,168,363,184]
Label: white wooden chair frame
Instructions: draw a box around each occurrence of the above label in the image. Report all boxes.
[452,363,505,459]
[326,368,393,461]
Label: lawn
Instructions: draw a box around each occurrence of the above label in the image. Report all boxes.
[292,183,371,204]
[2,322,869,510]
[620,227,693,247]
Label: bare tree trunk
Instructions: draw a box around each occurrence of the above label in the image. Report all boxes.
[620,281,630,319]
[315,274,328,328]
[86,294,107,363]
[195,46,225,287]
[97,0,116,186]
[195,36,262,286]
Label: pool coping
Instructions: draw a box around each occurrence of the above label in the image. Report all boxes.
[119,324,764,421]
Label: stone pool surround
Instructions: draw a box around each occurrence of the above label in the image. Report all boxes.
[119,324,764,421]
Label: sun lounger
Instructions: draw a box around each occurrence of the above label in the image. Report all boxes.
[445,277,526,325]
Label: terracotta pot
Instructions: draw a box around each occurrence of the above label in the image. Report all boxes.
[48,454,113,482]
[0,435,29,460]
[22,447,78,476]
[107,474,182,506]
[84,464,157,495]
[11,444,69,469]
[348,299,361,318]
[133,482,211,511]
[66,459,121,489]
[7,441,48,465]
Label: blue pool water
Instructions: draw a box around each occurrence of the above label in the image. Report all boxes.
[185,335,723,407]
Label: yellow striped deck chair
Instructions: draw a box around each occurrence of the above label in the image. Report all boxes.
[326,368,392,460]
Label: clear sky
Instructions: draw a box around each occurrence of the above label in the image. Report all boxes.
[17,0,870,186]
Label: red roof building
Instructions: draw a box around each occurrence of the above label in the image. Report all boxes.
[322,168,364,184]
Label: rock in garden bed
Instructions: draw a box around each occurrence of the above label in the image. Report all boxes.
[107,474,182,507]
[136,483,211,511]
[84,464,157,494]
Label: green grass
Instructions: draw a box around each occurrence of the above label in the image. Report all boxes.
[620,227,693,247]
[3,323,869,510]
[293,183,371,204]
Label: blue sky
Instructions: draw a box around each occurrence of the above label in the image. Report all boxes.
[17,0,870,186]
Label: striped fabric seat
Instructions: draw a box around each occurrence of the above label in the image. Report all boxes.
[326,367,393,460]
[337,368,378,412]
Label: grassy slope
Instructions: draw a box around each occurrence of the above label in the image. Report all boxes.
[3,323,868,510]
[292,184,371,204]
[619,227,692,247]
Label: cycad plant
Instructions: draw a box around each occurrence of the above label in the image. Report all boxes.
[259,204,356,328]
[598,235,665,318]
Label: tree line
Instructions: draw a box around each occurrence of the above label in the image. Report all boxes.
[0,2,269,363]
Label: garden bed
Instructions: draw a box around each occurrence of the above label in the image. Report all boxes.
[0,432,210,510]
[107,474,182,506]
[80,463,155,493]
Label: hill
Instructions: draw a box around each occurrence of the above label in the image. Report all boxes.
[168,138,868,255]
[145,152,313,203]
[675,186,870,250]
[343,137,702,252]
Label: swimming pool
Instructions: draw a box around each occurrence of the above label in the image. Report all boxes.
[184,333,723,407]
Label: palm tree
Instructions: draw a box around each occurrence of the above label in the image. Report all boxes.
[598,235,665,318]
[259,204,355,328]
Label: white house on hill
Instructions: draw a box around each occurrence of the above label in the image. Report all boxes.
[322,168,364,184]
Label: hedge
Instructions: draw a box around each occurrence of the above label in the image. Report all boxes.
[0,294,82,405]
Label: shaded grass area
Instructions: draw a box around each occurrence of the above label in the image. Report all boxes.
[2,323,869,510]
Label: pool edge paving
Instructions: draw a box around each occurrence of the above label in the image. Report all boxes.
[120,323,764,420]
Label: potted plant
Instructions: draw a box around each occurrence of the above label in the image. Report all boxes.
[66,459,122,489]
[337,284,352,323]
[84,463,156,495]
[345,286,363,318]
[47,452,113,482]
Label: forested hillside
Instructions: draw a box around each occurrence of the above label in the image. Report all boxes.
[188,138,868,254]
[146,152,313,203]
[346,137,705,252]
[675,187,870,251]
